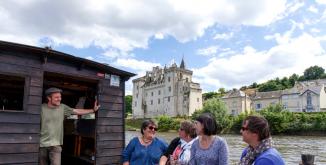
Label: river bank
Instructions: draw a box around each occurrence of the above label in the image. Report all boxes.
[125,110,326,136]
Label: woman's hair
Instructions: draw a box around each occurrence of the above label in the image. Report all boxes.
[195,113,220,136]
[243,115,271,141]
[140,119,156,135]
[180,120,197,138]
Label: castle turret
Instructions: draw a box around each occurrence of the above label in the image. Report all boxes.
[180,57,185,69]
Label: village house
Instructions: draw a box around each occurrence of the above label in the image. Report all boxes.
[221,89,251,115]
[281,80,326,112]
[132,59,202,118]
[252,90,283,111]
[222,79,326,115]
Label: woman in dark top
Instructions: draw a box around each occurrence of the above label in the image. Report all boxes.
[159,120,197,165]
[122,119,168,165]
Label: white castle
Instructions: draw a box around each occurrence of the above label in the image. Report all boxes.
[132,59,203,118]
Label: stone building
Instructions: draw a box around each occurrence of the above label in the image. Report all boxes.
[222,89,251,115]
[252,90,283,111]
[132,59,202,118]
[222,79,326,115]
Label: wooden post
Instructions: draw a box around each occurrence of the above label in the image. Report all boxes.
[301,154,315,165]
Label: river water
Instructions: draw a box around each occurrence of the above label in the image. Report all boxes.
[125,131,326,165]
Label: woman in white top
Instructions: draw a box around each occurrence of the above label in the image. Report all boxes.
[159,120,197,165]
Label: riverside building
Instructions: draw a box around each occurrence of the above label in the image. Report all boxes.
[132,59,202,118]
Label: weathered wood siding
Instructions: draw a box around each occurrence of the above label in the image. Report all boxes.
[96,80,125,165]
[0,53,43,164]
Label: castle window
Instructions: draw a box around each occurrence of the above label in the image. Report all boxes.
[158,99,160,104]
[256,103,261,110]
[134,101,137,106]
[168,77,170,82]
[151,100,153,105]
[283,102,288,109]
[168,86,171,92]
[158,90,161,95]
[232,110,237,116]
[168,97,170,102]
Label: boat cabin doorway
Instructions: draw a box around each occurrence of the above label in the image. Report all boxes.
[43,72,98,165]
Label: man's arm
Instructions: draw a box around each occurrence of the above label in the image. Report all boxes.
[72,100,100,115]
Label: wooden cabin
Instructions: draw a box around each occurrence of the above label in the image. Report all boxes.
[0,40,135,165]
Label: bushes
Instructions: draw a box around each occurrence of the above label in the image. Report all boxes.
[125,104,326,135]
[192,98,233,133]
[156,115,180,131]
[192,99,326,135]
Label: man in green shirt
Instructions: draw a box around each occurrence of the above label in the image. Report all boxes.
[39,87,100,165]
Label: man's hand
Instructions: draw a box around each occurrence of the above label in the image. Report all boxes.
[93,100,100,112]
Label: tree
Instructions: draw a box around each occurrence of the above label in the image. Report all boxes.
[303,65,325,80]
[289,73,299,86]
[202,92,219,101]
[258,80,282,92]
[125,95,132,114]
[280,77,290,89]
[192,98,231,133]
[250,82,258,88]
[240,86,247,90]
[218,88,226,95]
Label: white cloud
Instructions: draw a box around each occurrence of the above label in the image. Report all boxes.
[308,5,319,13]
[274,1,304,21]
[287,1,304,13]
[264,20,299,44]
[103,48,133,59]
[114,58,161,73]
[154,33,164,39]
[114,58,162,95]
[85,56,94,60]
[193,33,326,90]
[310,28,321,33]
[316,0,326,5]
[0,0,290,53]
[213,32,234,40]
[197,46,219,56]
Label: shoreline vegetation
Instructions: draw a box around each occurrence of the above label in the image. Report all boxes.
[125,98,326,136]
[125,66,326,137]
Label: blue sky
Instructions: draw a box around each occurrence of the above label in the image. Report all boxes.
[1,0,326,94]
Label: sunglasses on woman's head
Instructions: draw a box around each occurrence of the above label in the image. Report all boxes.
[148,126,158,131]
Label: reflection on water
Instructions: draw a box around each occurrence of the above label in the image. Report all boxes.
[126,131,326,165]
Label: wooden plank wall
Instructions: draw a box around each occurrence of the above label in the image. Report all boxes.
[43,58,127,164]
[96,79,125,165]
[1,50,129,165]
[0,53,43,164]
